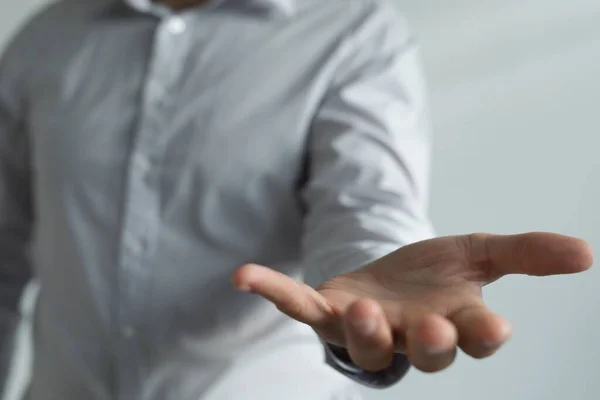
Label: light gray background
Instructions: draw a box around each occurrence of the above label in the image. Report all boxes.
[1,1,599,400]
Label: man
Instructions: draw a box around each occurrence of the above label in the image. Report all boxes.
[0,0,593,399]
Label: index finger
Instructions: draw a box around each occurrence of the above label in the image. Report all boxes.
[232,264,337,326]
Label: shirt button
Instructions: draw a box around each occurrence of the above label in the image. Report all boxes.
[167,18,186,35]
[125,234,145,255]
[147,79,167,101]
[133,154,151,175]
[122,326,136,339]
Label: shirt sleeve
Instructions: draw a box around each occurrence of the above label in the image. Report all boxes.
[300,1,435,388]
[0,33,35,384]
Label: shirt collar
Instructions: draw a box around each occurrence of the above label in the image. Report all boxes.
[124,0,296,17]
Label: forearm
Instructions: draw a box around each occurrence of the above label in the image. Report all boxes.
[297,1,434,386]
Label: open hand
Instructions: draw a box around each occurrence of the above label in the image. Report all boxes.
[232,233,593,373]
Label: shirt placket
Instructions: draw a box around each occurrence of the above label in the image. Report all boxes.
[115,13,191,399]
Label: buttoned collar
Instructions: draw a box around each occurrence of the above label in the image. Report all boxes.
[124,0,296,17]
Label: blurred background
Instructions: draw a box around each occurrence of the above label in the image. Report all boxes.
[2,1,599,400]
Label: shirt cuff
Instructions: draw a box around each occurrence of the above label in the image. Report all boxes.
[321,340,411,389]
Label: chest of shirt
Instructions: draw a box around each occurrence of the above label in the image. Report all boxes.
[23,11,344,198]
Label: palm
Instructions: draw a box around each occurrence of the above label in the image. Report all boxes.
[233,233,592,373]
[316,274,480,343]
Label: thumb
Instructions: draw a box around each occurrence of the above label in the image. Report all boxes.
[467,232,594,277]
[232,264,338,326]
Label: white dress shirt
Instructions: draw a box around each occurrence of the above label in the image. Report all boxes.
[0,0,434,398]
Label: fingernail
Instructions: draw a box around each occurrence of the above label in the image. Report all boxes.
[236,283,251,292]
[424,346,447,355]
[481,340,500,349]
[352,318,377,336]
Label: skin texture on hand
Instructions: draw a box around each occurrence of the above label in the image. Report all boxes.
[232,232,593,374]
